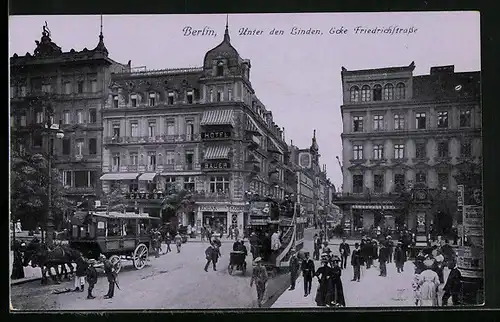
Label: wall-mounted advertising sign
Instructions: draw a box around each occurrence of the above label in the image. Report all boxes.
[201,161,231,170]
[201,131,232,140]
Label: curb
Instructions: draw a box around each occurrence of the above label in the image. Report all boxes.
[11,277,42,286]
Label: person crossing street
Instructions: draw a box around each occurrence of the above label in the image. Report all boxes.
[204,241,220,272]
[250,257,268,307]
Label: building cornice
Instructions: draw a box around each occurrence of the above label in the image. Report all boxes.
[341,127,481,140]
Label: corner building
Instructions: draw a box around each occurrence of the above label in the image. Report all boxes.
[10,25,128,205]
[335,62,481,234]
[100,25,288,234]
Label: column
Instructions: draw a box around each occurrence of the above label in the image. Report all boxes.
[197,209,203,233]
[87,170,91,187]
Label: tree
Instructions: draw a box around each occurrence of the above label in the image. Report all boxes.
[10,150,71,231]
[103,187,127,214]
[160,190,195,225]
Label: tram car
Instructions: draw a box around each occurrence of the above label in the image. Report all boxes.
[246,196,306,274]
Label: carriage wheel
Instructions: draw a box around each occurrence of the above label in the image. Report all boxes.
[133,244,148,270]
[228,265,233,275]
[109,255,122,274]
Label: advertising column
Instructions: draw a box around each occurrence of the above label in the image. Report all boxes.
[456,184,484,305]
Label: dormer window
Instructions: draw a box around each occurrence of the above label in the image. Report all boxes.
[187,90,193,104]
[149,93,156,106]
[216,61,224,77]
[112,95,119,108]
[168,91,175,105]
[130,94,137,107]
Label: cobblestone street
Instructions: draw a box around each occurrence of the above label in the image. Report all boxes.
[10,241,290,310]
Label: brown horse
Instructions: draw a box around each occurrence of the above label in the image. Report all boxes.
[23,239,80,285]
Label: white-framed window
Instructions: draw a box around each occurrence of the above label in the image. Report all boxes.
[353,116,363,132]
[90,79,98,93]
[186,90,194,104]
[373,144,384,160]
[149,93,156,106]
[168,92,175,105]
[394,144,405,159]
[62,170,72,187]
[209,176,230,193]
[62,110,70,124]
[166,120,175,135]
[353,145,363,160]
[148,121,156,137]
[112,95,119,108]
[36,111,44,124]
[437,111,449,128]
[147,152,156,170]
[395,83,406,100]
[129,153,138,165]
[216,89,223,102]
[112,153,121,171]
[130,94,137,107]
[361,85,371,102]
[19,85,27,97]
[20,115,27,126]
[42,83,52,93]
[76,139,84,156]
[416,112,426,129]
[394,113,405,130]
[383,84,394,100]
[165,151,175,164]
[185,120,194,140]
[130,122,139,137]
[63,82,72,94]
[112,124,120,137]
[373,115,384,131]
[350,86,360,102]
[76,110,84,124]
[184,177,195,191]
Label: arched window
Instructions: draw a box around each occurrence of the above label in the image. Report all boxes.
[373,84,382,101]
[216,61,224,77]
[350,86,360,102]
[361,85,371,102]
[383,84,394,100]
[395,83,406,100]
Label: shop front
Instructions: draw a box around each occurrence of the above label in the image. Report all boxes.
[197,203,246,235]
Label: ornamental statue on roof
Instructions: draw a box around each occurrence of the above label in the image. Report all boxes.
[34,21,62,57]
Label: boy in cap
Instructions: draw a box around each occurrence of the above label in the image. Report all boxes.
[250,257,268,307]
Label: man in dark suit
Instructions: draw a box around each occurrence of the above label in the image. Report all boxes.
[301,252,315,297]
[288,250,300,291]
[339,237,351,269]
[351,243,362,282]
[442,261,462,305]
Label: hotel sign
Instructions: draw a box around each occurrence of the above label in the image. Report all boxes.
[201,131,232,140]
[199,205,244,212]
[202,161,231,170]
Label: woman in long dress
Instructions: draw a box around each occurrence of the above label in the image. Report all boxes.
[417,258,441,306]
[315,253,334,306]
[330,257,346,307]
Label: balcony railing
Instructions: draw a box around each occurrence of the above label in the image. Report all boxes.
[64,186,96,194]
[104,134,201,145]
[191,191,231,202]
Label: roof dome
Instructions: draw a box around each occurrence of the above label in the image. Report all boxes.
[203,21,242,69]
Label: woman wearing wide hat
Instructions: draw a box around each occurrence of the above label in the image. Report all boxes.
[314,253,334,306]
[416,258,441,306]
[329,256,346,307]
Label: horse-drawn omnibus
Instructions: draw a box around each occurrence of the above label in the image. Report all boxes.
[69,210,161,273]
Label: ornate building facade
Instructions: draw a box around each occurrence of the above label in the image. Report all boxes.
[99,24,289,233]
[334,62,481,234]
[10,23,129,203]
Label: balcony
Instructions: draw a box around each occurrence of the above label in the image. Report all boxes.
[104,134,202,145]
[63,186,96,195]
[104,136,125,144]
[191,191,231,202]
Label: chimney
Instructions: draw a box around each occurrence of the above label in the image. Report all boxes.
[282,127,285,141]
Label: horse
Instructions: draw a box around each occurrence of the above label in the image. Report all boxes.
[23,239,80,285]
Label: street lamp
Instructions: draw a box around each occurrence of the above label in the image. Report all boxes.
[44,111,64,246]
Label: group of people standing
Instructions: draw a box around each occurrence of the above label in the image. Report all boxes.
[72,253,117,300]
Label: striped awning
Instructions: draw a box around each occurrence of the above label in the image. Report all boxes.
[200,110,234,127]
[352,204,396,210]
[100,173,139,180]
[245,117,262,136]
[138,173,157,181]
[204,145,231,160]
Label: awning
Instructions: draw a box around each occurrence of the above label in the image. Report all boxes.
[138,173,157,181]
[204,145,231,160]
[161,172,203,176]
[245,117,262,136]
[352,204,396,210]
[200,110,234,127]
[100,173,139,180]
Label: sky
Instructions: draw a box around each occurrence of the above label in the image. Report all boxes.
[9,12,481,189]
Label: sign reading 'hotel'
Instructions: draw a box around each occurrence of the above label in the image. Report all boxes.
[201,131,232,140]
[202,161,231,170]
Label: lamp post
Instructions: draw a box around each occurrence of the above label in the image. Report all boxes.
[44,107,64,246]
